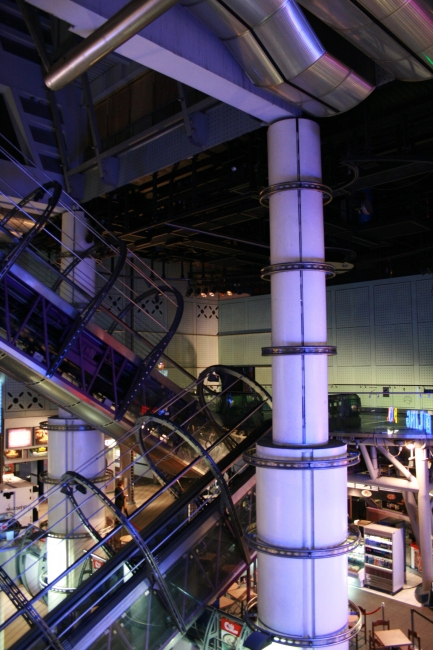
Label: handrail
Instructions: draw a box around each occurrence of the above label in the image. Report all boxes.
[62,471,187,635]
[114,284,184,420]
[0,181,62,282]
[137,414,253,564]
[46,239,128,377]
[411,607,433,633]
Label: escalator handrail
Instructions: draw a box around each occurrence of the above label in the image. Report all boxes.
[137,415,250,564]
[0,181,62,283]
[114,284,184,421]
[8,421,271,650]
[46,239,128,378]
[62,470,187,635]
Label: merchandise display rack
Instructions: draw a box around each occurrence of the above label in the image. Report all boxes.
[364,523,404,594]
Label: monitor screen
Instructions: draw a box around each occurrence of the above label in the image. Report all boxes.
[6,427,33,449]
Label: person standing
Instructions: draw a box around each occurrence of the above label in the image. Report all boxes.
[114,478,128,517]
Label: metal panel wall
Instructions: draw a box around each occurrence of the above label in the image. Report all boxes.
[218,274,433,409]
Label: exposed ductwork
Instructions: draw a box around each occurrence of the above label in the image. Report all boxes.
[182,0,374,116]
[298,0,433,82]
[359,0,433,69]
[44,0,180,91]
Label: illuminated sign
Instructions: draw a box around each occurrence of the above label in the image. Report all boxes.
[6,427,33,449]
[406,410,432,434]
[387,407,398,423]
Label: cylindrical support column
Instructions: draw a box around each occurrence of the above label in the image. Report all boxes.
[60,208,96,306]
[252,119,350,648]
[415,447,433,595]
[370,446,379,477]
[45,413,105,610]
[268,120,328,447]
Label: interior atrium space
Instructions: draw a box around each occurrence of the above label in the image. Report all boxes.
[1,1,433,650]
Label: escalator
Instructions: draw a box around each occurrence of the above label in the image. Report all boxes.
[0,147,272,649]
[0,400,270,650]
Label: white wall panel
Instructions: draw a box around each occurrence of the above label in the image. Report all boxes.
[196,335,219,369]
[336,367,371,384]
[219,335,245,365]
[335,287,369,327]
[374,282,411,324]
[219,300,245,333]
[247,297,271,331]
[416,279,433,322]
[196,301,218,335]
[336,327,370,366]
[178,300,196,334]
[256,367,272,390]
[418,322,433,365]
[166,333,196,367]
[376,366,415,385]
[376,324,413,365]
[419,366,433,385]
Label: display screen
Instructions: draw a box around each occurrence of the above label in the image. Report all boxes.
[6,427,33,449]
[34,428,48,445]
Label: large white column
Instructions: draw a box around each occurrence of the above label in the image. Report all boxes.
[415,447,433,597]
[254,119,350,648]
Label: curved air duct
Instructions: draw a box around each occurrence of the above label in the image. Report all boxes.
[298,0,433,82]
[181,0,374,117]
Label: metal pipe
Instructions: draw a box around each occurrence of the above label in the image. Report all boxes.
[45,0,180,91]
[415,447,433,595]
[349,474,419,492]
[360,445,379,479]
[377,445,415,482]
[402,490,420,547]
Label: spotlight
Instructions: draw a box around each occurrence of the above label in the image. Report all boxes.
[185,284,193,297]
[200,287,208,298]
[209,287,216,297]
[194,287,201,297]
[226,289,233,296]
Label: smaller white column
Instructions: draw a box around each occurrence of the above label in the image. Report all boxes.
[45,412,105,610]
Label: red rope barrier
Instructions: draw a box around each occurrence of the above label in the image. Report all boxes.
[364,606,382,616]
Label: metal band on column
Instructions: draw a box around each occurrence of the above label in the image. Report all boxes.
[244,598,363,647]
[262,346,337,356]
[244,523,361,558]
[261,262,336,280]
[259,181,333,206]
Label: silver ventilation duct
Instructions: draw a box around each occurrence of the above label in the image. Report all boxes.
[359,0,433,70]
[297,0,432,82]
[182,0,374,117]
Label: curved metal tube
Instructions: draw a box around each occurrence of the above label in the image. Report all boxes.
[0,566,65,650]
[182,0,374,116]
[196,365,272,438]
[47,240,128,378]
[298,0,432,82]
[45,0,180,91]
[61,470,187,635]
[0,181,62,283]
[115,285,184,420]
[137,414,251,564]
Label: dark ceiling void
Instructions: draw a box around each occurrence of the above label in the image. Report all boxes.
[84,75,433,293]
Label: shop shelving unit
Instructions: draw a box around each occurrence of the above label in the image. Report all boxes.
[348,538,365,587]
[364,523,404,594]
